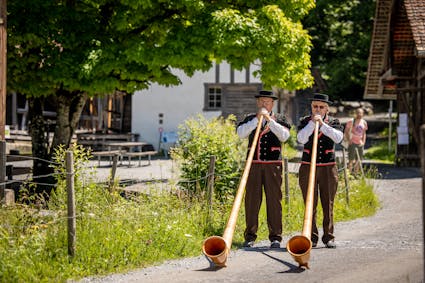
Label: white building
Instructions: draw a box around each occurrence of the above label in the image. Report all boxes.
[132,62,264,151]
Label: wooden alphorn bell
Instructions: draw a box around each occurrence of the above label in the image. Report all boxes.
[202,115,264,267]
[286,121,319,269]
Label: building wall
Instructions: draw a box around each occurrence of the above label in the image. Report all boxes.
[131,62,262,150]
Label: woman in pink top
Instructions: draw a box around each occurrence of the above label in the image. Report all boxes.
[344,108,368,174]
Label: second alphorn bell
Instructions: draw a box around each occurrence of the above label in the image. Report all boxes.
[202,115,264,267]
[286,120,319,269]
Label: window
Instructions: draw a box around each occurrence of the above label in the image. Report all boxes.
[204,85,222,110]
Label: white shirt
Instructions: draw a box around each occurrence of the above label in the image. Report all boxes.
[237,116,290,142]
[297,120,343,144]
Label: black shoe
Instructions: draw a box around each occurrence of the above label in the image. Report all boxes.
[270,240,280,249]
[243,240,255,248]
[325,241,336,249]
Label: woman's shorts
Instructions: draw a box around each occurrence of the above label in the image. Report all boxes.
[348,144,364,161]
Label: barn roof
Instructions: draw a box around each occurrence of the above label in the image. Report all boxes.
[404,0,425,57]
[364,0,425,100]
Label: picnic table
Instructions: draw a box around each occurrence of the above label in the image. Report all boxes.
[92,141,157,167]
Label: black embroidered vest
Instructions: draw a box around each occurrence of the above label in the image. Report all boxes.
[238,113,291,162]
[298,115,343,166]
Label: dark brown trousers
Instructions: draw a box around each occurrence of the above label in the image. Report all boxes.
[298,164,338,244]
[244,163,283,242]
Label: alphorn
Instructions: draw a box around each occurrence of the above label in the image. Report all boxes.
[286,120,319,269]
[202,115,264,267]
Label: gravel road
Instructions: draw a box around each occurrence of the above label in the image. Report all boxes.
[78,164,423,283]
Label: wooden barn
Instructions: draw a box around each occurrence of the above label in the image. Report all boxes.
[364,0,425,166]
[6,91,132,134]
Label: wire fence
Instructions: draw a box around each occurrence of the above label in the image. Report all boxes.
[1,147,356,202]
[1,143,363,256]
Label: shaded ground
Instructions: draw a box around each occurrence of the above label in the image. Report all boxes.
[77,164,424,283]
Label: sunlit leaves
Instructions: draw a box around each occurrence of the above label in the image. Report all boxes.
[8,0,315,98]
[303,0,375,98]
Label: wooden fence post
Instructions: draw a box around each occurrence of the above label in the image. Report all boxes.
[355,147,365,178]
[283,157,290,205]
[206,156,216,228]
[0,140,5,200]
[342,147,350,205]
[108,153,119,192]
[66,151,76,257]
[420,124,425,278]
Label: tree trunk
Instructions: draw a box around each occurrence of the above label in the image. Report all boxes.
[28,96,55,199]
[52,89,87,149]
[27,90,87,199]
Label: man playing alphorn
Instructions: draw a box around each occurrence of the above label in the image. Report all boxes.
[237,90,291,249]
[297,93,343,248]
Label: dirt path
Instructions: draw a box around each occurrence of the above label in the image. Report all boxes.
[79,165,423,283]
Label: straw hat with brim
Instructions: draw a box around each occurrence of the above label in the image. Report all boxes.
[310,93,333,105]
[254,90,278,100]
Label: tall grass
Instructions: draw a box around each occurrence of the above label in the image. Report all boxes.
[278,169,379,237]
[0,170,379,282]
[0,187,220,282]
[364,127,396,163]
[1,139,380,282]
[364,140,396,163]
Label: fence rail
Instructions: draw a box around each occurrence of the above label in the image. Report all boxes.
[1,142,366,258]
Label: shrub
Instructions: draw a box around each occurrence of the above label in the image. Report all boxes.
[49,143,104,209]
[170,114,246,202]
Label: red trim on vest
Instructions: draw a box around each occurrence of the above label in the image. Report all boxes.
[300,161,336,166]
[253,160,283,164]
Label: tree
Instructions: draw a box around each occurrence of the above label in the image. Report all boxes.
[7,0,314,195]
[303,0,375,99]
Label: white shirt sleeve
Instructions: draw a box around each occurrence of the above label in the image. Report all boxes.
[297,120,315,144]
[320,123,344,144]
[237,117,258,139]
[268,119,290,142]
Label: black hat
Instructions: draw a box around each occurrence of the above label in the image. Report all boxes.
[310,93,333,105]
[254,90,278,100]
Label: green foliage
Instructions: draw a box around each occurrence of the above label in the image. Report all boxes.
[16,144,93,206]
[363,127,395,163]
[281,167,379,236]
[0,149,210,282]
[303,0,376,99]
[286,127,298,152]
[8,0,316,188]
[365,140,396,164]
[210,5,314,89]
[280,127,299,161]
[377,126,397,138]
[8,0,315,180]
[170,115,245,202]
[334,168,380,220]
[0,191,210,282]
[0,158,379,282]
[8,0,315,97]
[51,143,93,182]
[48,144,111,211]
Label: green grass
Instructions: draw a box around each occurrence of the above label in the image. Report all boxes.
[364,126,396,164]
[0,188,210,282]
[0,169,379,282]
[364,139,396,164]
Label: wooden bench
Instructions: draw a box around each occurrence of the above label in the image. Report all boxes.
[5,164,32,180]
[91,150,123,166]
[122,151,158,167]
[77,133,139,151]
